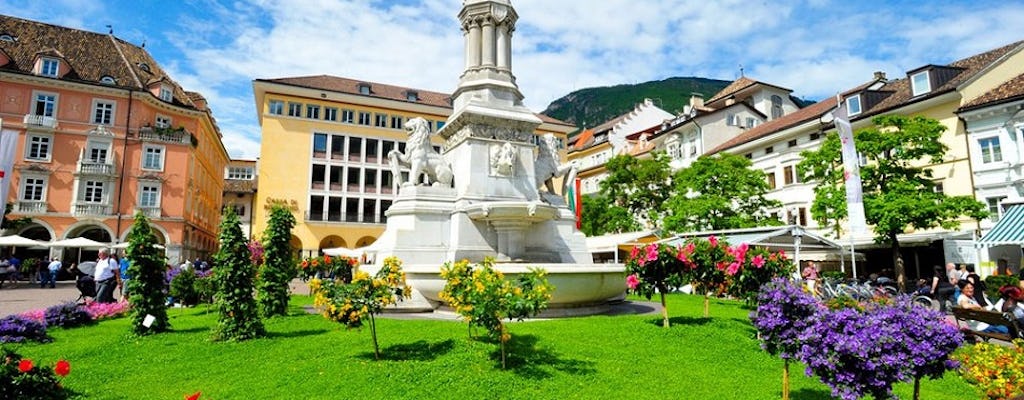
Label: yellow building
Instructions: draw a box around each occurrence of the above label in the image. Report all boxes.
[252,75,574,256]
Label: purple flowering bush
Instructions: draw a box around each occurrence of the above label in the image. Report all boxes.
[751,278,820,360]
[0,315,50,343]
[43,302,92,329]
[798,297,962,400]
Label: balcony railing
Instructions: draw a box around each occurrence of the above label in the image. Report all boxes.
[15,201,47,214]
[137,126,194,145]
[136,206,161,219]
[78,161,115,175]
[73,203,112,216]
[23,114,57,129]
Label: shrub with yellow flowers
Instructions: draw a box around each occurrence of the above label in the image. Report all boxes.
[439,257,553,368]
[298,254,356,282]
[954,339,1024,400]
[310,256,411,359]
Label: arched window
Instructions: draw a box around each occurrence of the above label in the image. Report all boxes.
[770,95,783,119]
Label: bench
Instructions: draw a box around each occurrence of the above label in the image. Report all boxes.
[952,307,1022,343]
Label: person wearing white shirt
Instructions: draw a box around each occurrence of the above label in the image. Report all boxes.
[93,248,121,303]
[42,258,61,289]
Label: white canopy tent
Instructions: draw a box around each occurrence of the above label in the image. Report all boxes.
[585,230,659,263]
[47,237,109,265]
[0,234,46,247]
[111,242,164,249]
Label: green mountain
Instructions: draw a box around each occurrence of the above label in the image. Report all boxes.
[540,77,732,128]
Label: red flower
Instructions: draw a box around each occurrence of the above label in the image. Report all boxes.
[708,235,718,247]
[18,359,33,373]
[185,392,201,400]
[54,359,70,377]
[324,255,332,264]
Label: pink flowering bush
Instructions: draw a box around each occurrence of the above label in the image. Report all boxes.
[725,246,794,305]
[625,243,688,328]
[82,301,130,320]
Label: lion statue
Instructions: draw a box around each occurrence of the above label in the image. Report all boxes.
[535,134,576,197]
[387,117,453,187]
[490,141,517,177]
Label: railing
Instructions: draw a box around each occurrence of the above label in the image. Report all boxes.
[15,201,47,213]
[23,114,57,128]
[137,126,192,145]
[73,203,112,216]
[136,206,161,219]
[78,162,115,175]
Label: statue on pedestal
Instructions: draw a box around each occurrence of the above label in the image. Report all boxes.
[387,117,453,187]
[534,134,577,198]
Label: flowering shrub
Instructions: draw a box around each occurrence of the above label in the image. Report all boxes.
[439,257,553,368]
[82,301,130,320]
[955,339,1024,400]
[298,255,356,282]
[750,278,821,400]
[0,347,71,399]
[625,243,688,327]
[0,315,50,343]
[798,297,962,400]
[725,246,794,305]
[44,302,92,329]
[17,309,45,324]
[311,256,410,359]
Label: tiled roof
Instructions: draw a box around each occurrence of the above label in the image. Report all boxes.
[705,77,759,105]
[859,40,1024,119]
[224,179,257,193]
[960,72,1024,110]
[0,14,196,108]
[258,74,573,127]
[709,96,838,154]
[571,128,595,150]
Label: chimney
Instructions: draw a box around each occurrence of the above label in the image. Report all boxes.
[689,92,704,109]
[873,71,886,81]
[725,97,736,106]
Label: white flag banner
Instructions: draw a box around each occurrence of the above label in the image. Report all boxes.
[833,97,868,235]
[0,127,18,217]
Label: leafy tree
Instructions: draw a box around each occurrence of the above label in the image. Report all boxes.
[257,204,297,317]
[579,193,640,236]
[125,212,169,335]
[1,204,31,232]
[664,153,782,232]
[799,115,987,291]
[600,152,674,230]
[211,207,264,341]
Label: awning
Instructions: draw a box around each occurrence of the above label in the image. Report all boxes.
[977,204,1024,247]
[585,230,658,253]
[658,225,843,251]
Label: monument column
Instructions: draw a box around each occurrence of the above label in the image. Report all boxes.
[468,19,482,68]
[481,18,496,66]
[463,23,473,70]
[496,23,509,70]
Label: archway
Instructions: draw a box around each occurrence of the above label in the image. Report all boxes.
[319,235,346,252]
[11,223,53,267]
[355,236,377,248]
[63,223,114,265]
[289,235,306,259]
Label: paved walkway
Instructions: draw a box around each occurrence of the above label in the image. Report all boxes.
[0,280,90,316]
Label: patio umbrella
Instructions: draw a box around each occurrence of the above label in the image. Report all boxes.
[111,242,164,249]
[47,237,109,265]
[0,235,45,247]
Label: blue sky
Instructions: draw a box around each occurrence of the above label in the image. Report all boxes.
[2,0,1023,159]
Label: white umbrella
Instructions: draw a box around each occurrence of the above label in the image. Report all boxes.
[47,237,108,248]
[0,234,45,247]
[322,246,365,258]
[111,242,164,249]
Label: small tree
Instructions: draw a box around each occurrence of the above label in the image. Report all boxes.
[579,193,640,236]
[311,256,411,359]
[439,258,553,368]
[750,278,821,400]
[211,207,264,341]
[725,246,794,305]
[601,153,674,229]
[624,243,687,328]
[257,204,296,317]
[125,212,169,334]
[664,153,783,232]
[682,236,733,318]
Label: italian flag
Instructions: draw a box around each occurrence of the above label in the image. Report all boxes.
[567,178,582,229]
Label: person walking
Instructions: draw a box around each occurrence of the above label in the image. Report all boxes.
[42,257,61,288]
[93,249,121,303]
[802,261,820,296]
[118,251,131,300]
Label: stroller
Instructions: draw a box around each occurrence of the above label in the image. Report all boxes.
[73,261,97,302]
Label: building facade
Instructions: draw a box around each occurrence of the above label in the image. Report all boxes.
[252,75,574,256]
[0,15,229,264]
[222,159,258,239]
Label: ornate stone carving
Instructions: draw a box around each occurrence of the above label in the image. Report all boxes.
[535,134,577,198]
[489,141,516,177]
[387,117,453,187]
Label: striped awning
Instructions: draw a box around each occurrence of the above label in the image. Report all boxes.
[977,205,1024,247]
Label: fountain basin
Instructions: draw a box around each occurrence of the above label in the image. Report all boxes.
[404,263,626,309]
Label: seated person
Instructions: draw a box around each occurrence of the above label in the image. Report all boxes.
[958,281,1009,335]
[997,285,1024,335]
[914,279,931,296]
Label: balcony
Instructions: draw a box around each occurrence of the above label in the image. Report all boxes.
[77,161,115,176]
[15,201,47,214]
[23,114,57,129]
[136,206,161,219]
[73,203,112,216]
[137,126,196,146]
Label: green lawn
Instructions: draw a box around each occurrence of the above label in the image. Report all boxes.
[14,294,977,399]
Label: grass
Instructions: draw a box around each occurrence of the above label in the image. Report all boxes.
[11,293,977,399]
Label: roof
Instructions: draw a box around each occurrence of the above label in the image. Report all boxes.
[257,74,574,127]
[0,14,196,108]
[658,225,843,251]
[959,71,1024,111]
[706,77,759,105]
[708,97,838,154]
[858,40,1024,119]
[977,205,1024,247]
[572,128,595,150]
[585,230,658,253]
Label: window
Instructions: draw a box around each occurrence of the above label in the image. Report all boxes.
[987,197,1006,222]
[40,58,59,77]
[139,183,160,207]
[159,85,173,102]
[911,71,931,96]
[0,34,14,42]
[798,208,808,226]
[21,177,46,201]
[155,115,171,128]
[745,117,756,128]
[84,181,104,203]
[25,134,52,161]
[766,171,776,190]
[92,100,115,125]
[287,102,302,117]
[313,133,328,158]
[846,95,862,116]
[406,91,419,101]
[933,182,944,195]
[305,104,320,119]
[32,92,57,117]
[100,76,116,85]
[142,145,164,170]
[358,112,371,125]
[86,142,109,164]
[809,132,821,141]
[978,137,1002,164]
[227,166,254,180]
[268,100,284,115]
[436,120,446,131]
[765,146,774,154]
[726,114,737,126]
[783,166,794,185]
[324,107,338,121]
[358,84,371,95]
[375,113,387,127]
[744,153,752,159]
[341,109,354,123]
[390,116,403,130]
[771,95,783,119]
[788,139,798,148]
